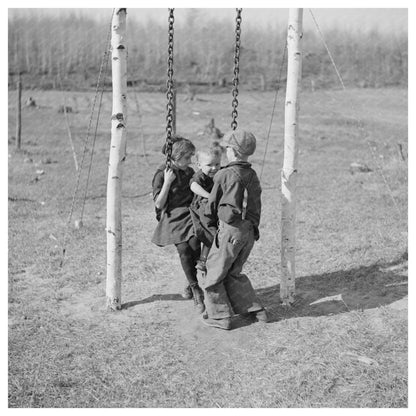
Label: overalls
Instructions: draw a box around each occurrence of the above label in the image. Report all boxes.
[202,162,264,319]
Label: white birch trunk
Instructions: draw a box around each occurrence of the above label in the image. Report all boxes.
[106,8,128,311]
[280,9,303,305]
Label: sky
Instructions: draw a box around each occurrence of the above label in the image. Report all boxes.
[125,8,408,33]
[7,6,408,34]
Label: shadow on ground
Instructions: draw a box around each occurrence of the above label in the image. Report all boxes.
[257,252,408,323]
[122,294,185,309]
[122,252,408,325]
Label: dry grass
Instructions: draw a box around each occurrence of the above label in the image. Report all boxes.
[8,87,407,407]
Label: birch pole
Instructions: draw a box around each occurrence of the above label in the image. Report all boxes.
[106,8,128,311]
[280,8,303,305]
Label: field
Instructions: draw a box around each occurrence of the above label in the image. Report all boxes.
[8,87,408,407]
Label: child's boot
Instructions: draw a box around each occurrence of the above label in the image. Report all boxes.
[202,315,231,330]
[191,284,205,314]
[253,308,269,323]
[182,284,193,300]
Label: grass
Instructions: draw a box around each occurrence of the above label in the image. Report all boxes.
[8,87,407,407]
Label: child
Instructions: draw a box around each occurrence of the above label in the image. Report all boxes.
[200,129,268,330]
[189,146,222,273]
[151,136,205,313]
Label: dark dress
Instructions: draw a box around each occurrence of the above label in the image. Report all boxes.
[189,169,216,247]
[151,164,196,247]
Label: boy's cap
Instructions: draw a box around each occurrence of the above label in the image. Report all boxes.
[220,130,256,156]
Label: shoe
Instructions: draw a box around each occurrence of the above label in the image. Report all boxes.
[253,308,269,323]
[195,259,207,273]
[182,285,193,300]
[191,285,205,314]
[202,316,231,330]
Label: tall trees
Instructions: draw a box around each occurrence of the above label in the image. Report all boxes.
[7,11,408,90]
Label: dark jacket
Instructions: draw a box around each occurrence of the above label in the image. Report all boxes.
[189,169,216,247]
[151,164,195,246]
[189,169,214,211]
[204,161,262,240]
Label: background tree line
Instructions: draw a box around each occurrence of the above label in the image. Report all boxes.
[8,10,408,92]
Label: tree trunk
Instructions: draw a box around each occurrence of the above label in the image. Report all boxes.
[280,9,303,305]
[15,73,22,150]
[106,8,128,311]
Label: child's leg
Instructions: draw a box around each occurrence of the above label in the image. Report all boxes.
[200,244,210,261]
[175,237,200,287]
[205,221,263,319]
[176,236,204,313]
[196,244,210,272]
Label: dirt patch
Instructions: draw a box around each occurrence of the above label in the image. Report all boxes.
[9,88,408,407]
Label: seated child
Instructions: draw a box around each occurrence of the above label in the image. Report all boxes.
[189,145,222,273]
[151,135,205,313]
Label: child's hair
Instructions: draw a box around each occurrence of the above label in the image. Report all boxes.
[161,135,196,161]
[196,144,222,163]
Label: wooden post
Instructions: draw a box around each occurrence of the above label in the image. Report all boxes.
[280,8,303,305]
[15,73,22,150]
[106,8,128,311]
[60,85,79,172]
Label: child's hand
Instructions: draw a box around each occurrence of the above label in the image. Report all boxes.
[164,168,176,184]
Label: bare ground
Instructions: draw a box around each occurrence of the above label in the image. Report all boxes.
[8,88,408,407]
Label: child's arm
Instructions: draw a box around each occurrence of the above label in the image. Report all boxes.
[190,181,210,199]
[154,168,176,209]
[203,178,222,228]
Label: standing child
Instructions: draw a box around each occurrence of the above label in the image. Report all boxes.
[201,129,268,330]
[151,136,205,313]
[189,146,222,273]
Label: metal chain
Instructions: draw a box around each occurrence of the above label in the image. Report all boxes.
[166,8,175,167]
[231,8,242,130]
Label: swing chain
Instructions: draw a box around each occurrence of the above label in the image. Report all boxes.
[231,8,242,131]
[166,8,175,167]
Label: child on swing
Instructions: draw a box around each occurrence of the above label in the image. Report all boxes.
[189,145,223,273]
[151,135,205,313]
